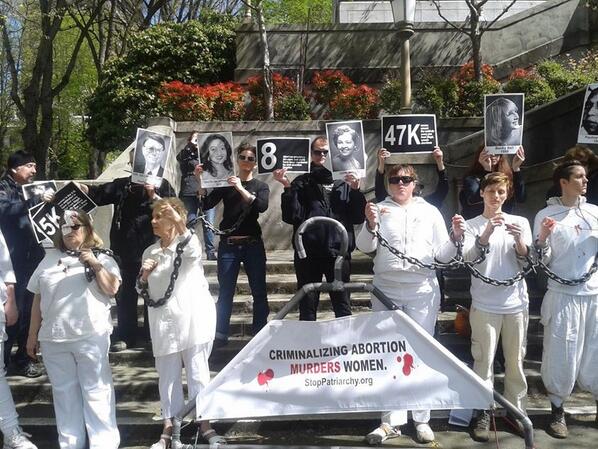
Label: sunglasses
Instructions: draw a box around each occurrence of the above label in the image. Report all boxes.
[388,176,415,185]
[61,224,85,234]
[238,155,256,162]
[312,150,329,156]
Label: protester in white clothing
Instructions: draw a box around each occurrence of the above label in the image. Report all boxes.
[459,172,531,442]
[138,198,224,448]
[0,229,38,449]
[356,164,464,445]
[533,160,598,439]
[26,210,120,449]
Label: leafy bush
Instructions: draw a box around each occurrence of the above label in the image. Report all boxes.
[414,74,460,118]
[87,13,238,153]
[246,72,309,120]
[503,69,556,110]
[329,84,380,119]
[311,70,354,106]
[379,78,402,114]
[276,92,311,120]
[536,59,591,98]
[457,78,501,117]
[453,61,497,86]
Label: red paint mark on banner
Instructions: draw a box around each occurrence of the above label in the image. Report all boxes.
[257,369,274,386]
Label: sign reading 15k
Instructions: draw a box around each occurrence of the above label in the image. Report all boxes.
[257,138,311,175]
[381,114,438,153]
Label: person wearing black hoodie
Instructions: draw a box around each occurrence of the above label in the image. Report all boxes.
[274,136,366,321]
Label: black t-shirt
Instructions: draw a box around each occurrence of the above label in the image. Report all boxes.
[204,178,269,237]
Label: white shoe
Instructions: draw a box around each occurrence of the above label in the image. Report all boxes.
[365,423,401,445]
[415,422,435,443]
[149,434,171,449]
[2,427,37,449]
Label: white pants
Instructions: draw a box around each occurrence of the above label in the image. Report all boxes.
[470,307,528,411]
[540,291,598,407]
[0,328,19,436]
[373,284,440,426]
[41,333,119,449]
[154,342,212,419]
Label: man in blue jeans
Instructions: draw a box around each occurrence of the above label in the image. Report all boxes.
[199,143,270,346]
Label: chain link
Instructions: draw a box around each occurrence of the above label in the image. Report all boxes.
[137,232,194,308]
[187,204,252,236]
[372,229,598,287]
[64,248,116,282]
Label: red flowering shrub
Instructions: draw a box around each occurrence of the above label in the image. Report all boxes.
[452,61,497,86]
[311,70,354,105]
[329,84,380,119]
[508,67,537,81]
[158,80,245,121]
[246,72,309,120]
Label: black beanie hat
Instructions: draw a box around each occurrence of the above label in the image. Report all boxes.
[7,150,36,170]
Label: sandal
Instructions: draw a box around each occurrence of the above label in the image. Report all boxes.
[202,429,227,445]
[150,433,171,449]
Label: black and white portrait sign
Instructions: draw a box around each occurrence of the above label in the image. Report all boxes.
[29,182,97,241]
[578,84,598,144]
[198,132,235,188]
[131,128,172,187]
[256,138,311,175]
[326,120,366,180]
[484,93,524,154]
[22,181,57,201]
[381,115,437,153]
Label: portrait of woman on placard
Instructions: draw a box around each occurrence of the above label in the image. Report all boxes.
[199,133,234,188]
[486,97,523,147]
[330,124,364,172]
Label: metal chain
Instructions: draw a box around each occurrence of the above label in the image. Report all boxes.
[187,203,253,236]
[373,229,598,286]
[137,232,194,308]
[373,229,467,270]
[64,248,116,282]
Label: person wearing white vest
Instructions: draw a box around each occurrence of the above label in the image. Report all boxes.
[534,159,598,439]
[461,172,532,441]
[138,198,224,448]
[0,229,37,448]
[26,210,120,449]
[356,164,464,445]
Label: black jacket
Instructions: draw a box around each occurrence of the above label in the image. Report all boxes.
[281,165,366,258]
[87,177,175,266]
[0,173,45,269]
[177,142,200,196]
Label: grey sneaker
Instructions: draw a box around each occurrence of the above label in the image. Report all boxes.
[414,422,435,443]
[365,423,401,445]
[3,427,37,449]
[471,410,491,442]
[548,403,568,439]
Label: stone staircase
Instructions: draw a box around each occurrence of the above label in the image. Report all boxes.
[7,250,597,448]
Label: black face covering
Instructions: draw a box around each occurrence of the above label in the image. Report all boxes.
[310,163,333,185]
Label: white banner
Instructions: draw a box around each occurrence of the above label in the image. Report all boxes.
[196,310,493,420]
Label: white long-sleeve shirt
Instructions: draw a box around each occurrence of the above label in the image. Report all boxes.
[533,196,598,296]
[356,197,456,301]
[0,229,16,328]
[464,213,531,314]
[141,230,216,357]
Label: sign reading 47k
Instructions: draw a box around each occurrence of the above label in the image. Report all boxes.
[381,114,437,154]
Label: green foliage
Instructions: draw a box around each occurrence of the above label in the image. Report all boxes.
[536,59,592,98]
[379,78,402,114]
[263,0,333,24]
[503,76,556,110]
[276,92,311,120]
[458,78,501,117]
[87,13,238,153]
[414,75,460,118]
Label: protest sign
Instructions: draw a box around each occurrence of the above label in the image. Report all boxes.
[196,310,493,420]
[577,84,598,144]
[22,181,57,201]
[198,132,235,188]
[326,121,366,180]
[256,138,311,174]
[131,128,172,187]
[381,115,437,153]
[484,93,524,154]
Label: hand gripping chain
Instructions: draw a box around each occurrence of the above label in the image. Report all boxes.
[137,231,194,308]
[64,248,117,282]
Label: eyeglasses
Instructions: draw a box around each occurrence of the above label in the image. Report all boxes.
[238,155,256,162]
[61,224,85,234]
[312,150,329,156]
[388,176,415,185]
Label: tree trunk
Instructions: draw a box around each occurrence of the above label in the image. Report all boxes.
[255,2,274,120]
[470,7,483,82]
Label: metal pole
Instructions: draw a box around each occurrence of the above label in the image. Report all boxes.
[399,26,413,113]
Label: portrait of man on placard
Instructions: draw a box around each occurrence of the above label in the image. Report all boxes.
[326,121,366,179]
[131,128,172,186]
[578,84,598,144]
